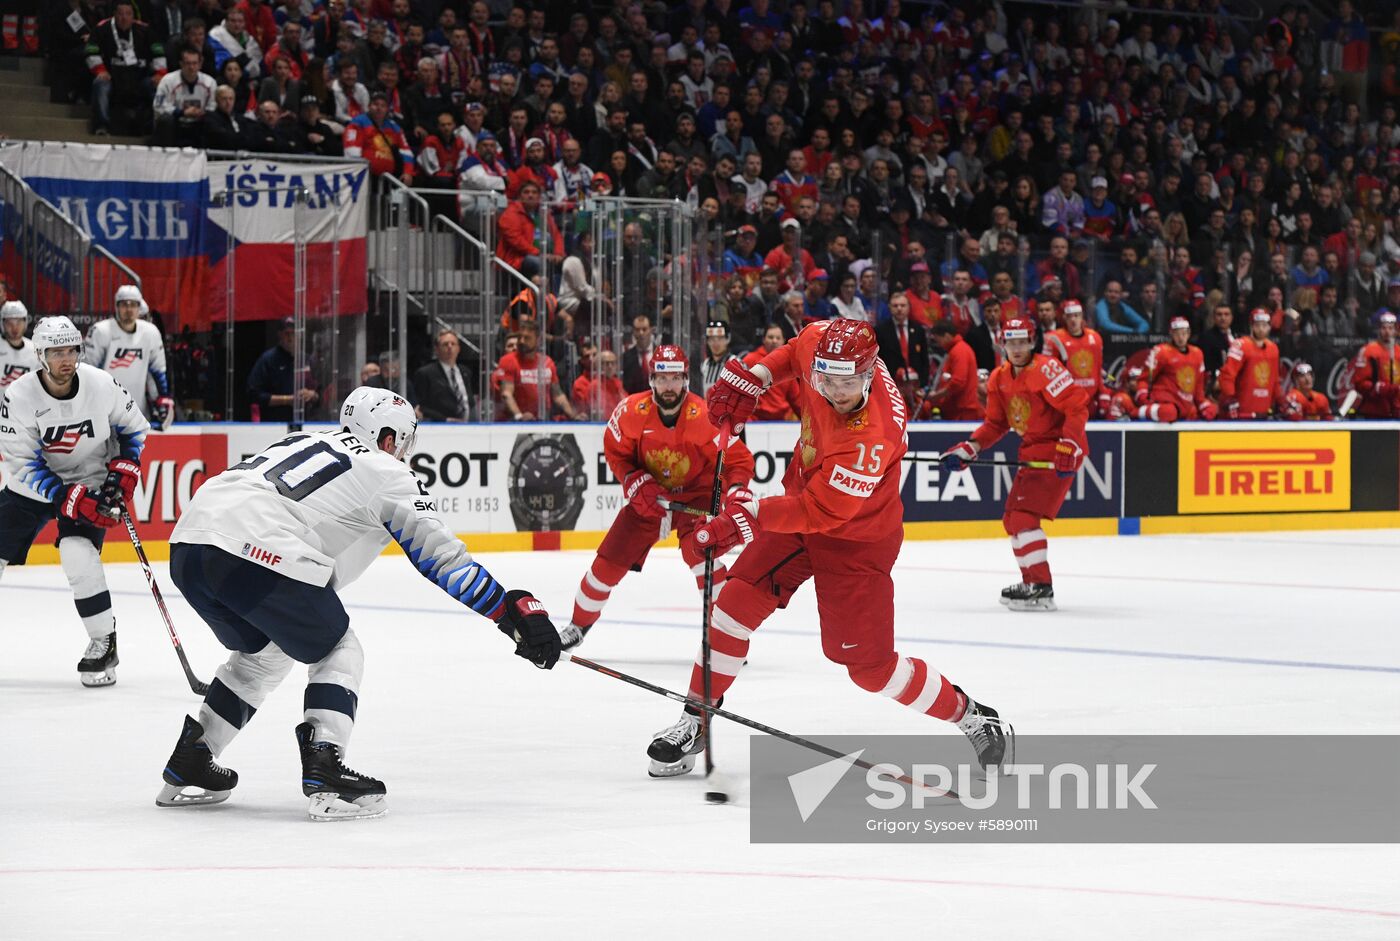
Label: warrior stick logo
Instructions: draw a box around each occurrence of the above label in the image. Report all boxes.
[41,419,96,454]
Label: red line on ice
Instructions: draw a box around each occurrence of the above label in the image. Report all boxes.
[0,864,1395,918]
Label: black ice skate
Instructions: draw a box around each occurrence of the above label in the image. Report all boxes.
[1003,582,1056,612]
[77,631,118,687]
[647,708,706,778]
[295,722,386,821]
[156,715,238,807]
[558,621,589,651]
[955,687,1014,770]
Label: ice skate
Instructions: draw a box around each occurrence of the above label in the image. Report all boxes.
[955,687,1014,770]
[558,621,589,651]
[295,722,387,821]
[999,582,1023,606]
[1004,582,1056,612]
[647,709,705,778]
[156,715,238,807]
[77,631,118,687]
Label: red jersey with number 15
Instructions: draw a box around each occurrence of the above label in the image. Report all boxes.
[754,321,909,542]
[973,353,1090,462]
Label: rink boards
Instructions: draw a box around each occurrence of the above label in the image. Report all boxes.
[2,420,1398,564]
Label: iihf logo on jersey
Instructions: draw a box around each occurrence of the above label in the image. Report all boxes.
[108,348,144,369]
[241,542,283,567]
[41,419,96,454]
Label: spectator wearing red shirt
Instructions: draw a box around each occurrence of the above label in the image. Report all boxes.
[343,92,414,184]
[763,218,817,290]
[770,148,819,214]
[572,348,625,420]
[497,320,578,421]
[496,180,564,278]
[905,262,943,328]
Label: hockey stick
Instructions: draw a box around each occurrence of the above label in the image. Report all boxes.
[119,512,209,696]
[700,421,729,803]
[902,454,1055,469]
[561,651,959,800]
[661,499,709,519]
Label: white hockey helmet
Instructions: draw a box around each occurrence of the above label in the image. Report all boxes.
[340,385,418,461]
[1,300,28,327]
[115,284,143,312]
[32,316,83,372]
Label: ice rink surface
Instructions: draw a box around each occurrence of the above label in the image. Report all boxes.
[3,529,1398,940]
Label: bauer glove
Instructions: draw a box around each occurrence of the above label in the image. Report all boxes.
[497,590,561,669]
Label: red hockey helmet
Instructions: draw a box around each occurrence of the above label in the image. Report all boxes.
[1169,316,1191,332]
[1250,307,1272,325]
[1001,316,1034,342]
[811,319,880,408]
[813,319,879,374]
[1062,299,1084,318]
[650,344,689,377]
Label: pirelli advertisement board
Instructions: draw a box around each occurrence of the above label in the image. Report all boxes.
[1124,426,1399,519]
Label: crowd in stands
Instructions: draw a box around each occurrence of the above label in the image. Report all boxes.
[22,0,1400,423]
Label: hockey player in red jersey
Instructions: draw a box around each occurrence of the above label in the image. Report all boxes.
[1050,300,1112,417]
[1283,363,1333,420]
[645,320,1011,777]
[1218,309,1285,419]
[943,317,1090,611]
[1351,312,1400,419]
[1135,316,1218,422]
[559,346,754,650]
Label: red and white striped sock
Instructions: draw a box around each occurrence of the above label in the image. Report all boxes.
[570,557,627,629]
[1010,528,1051,584]
[686,605,752,704]
[21,16,38,54]
[879,656,966,722]
[687,557,728,591]
[2,16,19,51]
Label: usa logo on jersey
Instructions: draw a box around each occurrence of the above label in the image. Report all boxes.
[108,348,144,369]
[41,419,96,454]
[1,364,30,386]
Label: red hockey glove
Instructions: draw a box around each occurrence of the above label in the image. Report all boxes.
[706,360,765,439]
[1222,398,1240,419]
[151,396,175,431]
[101,457,140,506]
[940,440,979,472]
[1133,386,1149,406]
[691,502,760,556]
[1053,438,1084,478]
[1199,400,1219,421]
[622,469,665,521]
[58,484,119,529]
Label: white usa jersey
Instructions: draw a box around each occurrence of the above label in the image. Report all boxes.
[0,338,40,402]
[0,364,149,502]
[85,318,169,416]
[171,430,508,617]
